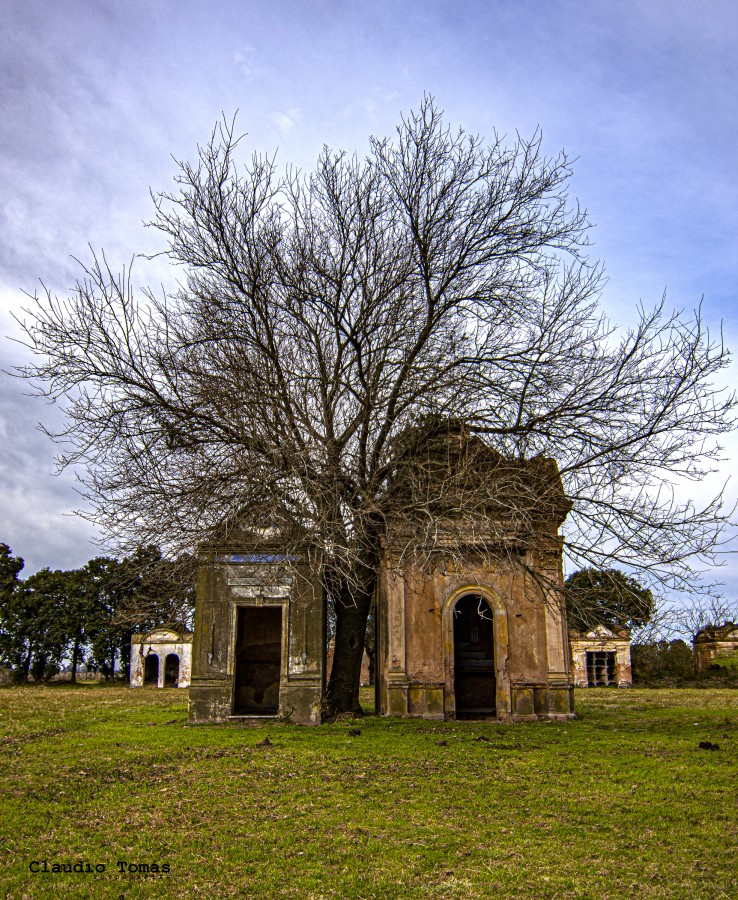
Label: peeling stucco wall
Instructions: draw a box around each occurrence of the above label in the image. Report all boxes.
[694,623,738,671]
[188,549,325,726]
[377,535,575,721]
[569,626,632,687]
[130,629,193,688]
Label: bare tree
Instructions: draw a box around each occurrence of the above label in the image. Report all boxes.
[16,98,735,714]
[668,595,738,639]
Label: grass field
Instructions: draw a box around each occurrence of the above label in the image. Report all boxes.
[1,685,736,899]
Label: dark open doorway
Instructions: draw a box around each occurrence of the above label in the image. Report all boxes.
[164,653,179,687]
[453,594,496,718]
[144,653,159,685]
[233,606,282,715]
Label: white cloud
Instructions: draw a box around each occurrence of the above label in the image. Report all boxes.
[270,107,303,136]
[234,44,261,79]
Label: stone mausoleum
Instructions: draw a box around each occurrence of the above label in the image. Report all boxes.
[374,430,574,722]
[188,530,325,726]
[693,622,738,671]
[130,627,193,689]
[569,624,632,687]
[188,425,576,724]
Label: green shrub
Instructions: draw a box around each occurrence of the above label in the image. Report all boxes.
[632,639,738,686]
[632,640,694,681]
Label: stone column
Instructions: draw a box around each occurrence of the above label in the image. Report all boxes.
[383,561,409,716]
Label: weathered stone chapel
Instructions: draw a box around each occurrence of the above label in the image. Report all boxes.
[188,425,575,725]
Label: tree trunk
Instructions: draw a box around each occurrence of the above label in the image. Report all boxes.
[120,631,132,680]
[327,599,372,714]
[324,556,377,717]
[15,649,32,684]
[70,627,81,684]
[31,652,47,683]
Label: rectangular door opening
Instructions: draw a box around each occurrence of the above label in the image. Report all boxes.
[233,606,282,714]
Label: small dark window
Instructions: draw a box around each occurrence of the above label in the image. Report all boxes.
[586,651,616,686]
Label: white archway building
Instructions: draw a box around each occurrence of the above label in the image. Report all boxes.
[130,627,193,689]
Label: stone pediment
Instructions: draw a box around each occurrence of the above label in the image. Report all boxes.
[694,621,738,643]
[570,624,630,642]
[136,627,192,644]
[587,625,615,639]
[386,421,572,533]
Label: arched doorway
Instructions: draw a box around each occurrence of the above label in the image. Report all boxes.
[164,654,180,687]
[144,653,159,685]
[453,594,496,718]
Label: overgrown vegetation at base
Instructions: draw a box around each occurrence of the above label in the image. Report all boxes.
[1,686,736,899]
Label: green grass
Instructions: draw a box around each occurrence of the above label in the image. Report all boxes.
[711,654,738,669]
[1,685,736,899]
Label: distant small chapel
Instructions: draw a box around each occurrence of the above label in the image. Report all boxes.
[130,627,193,689]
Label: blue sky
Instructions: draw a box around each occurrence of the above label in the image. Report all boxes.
[1,0,736,592]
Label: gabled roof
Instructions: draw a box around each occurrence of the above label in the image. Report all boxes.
[694,621,738,643]
[132,626,193,644]
[570,623,631,640]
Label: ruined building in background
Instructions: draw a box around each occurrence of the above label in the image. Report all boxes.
[569,624,633,687]
[188,424,576,724]
[693,622,738,671]
[130,627,193,688]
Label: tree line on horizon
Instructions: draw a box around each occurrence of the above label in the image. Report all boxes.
[0,543,194,683]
